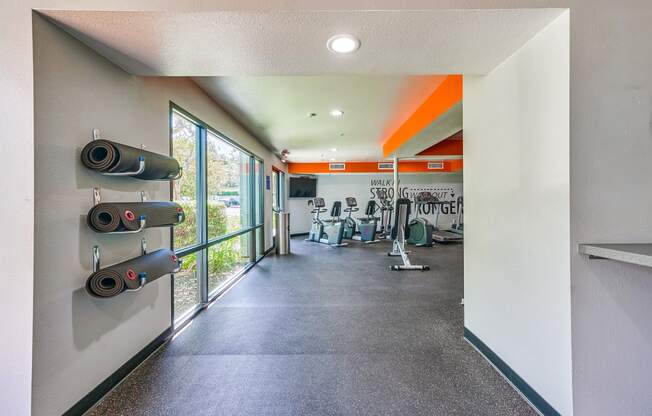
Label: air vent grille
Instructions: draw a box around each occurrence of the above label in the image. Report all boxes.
[378,162,394,170]
[329,163,346,171]
[427,162,445,170]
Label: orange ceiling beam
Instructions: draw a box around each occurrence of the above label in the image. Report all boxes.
[382,74,463,158]
[417,130,463,156]
[288,160,463,174]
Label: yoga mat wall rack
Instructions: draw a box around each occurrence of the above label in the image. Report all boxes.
[82,129,183,298]
[88,188,184,234]
[81,129,183,180]
[88,238,182,297]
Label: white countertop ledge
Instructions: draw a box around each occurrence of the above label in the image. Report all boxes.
[578,244,652,268]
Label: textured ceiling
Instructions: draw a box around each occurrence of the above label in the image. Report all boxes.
[42,8,564,161]
[196,76,447,162]
[43,9,565,76]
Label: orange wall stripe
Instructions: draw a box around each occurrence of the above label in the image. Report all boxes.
[449,159,464,172]
[382,74,463,158]
[288,160,463,174]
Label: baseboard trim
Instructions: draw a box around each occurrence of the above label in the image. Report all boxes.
[68,248,277,415]
[463,327,561,416]
[64,327,172,416]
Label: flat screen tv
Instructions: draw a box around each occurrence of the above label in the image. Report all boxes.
[289,177,317,198]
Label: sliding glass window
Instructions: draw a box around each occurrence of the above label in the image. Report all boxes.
[254,159,265,260]
[171,111,201,319]
[172,113,200,249]
[208,233,251,294]
[171,105,265,324]
[207,132,251,238]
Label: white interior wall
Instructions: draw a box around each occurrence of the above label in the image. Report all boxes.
[32,15,284,416]
[463,12,571,415]
[1,4,35,415]
[288,173,463,234]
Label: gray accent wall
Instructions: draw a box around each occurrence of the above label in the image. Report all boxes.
[569,2,652,414]
[32,15,283,416]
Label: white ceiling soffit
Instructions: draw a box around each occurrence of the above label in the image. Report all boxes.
[194,75,445,162]
[389,102,463,159]
[42,9,565,76]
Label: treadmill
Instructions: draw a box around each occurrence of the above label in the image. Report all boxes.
[431,196,464,243]
[450,196,464,235]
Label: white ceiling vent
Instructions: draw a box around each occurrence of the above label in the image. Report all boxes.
[427,162,445,170]
[378,162,394,170]
[329,163,346,171]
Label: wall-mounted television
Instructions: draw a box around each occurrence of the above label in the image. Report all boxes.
[289,177,317,198]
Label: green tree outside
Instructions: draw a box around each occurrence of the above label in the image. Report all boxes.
[171,113,251,315]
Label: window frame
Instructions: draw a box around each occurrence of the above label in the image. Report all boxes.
[169,103,265,325]
[205,129,254,241]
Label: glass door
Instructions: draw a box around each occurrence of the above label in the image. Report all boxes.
[278,171,285,210]
[270,168,286,247]
[271,170,279,241]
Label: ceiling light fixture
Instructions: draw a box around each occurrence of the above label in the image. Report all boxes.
[327,34,361,54]
[280,149,290,163]
[331,148,337,152]
[330,109,344,117]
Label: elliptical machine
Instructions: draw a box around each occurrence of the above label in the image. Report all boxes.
[306,197,347,247]
[388,198,429,271]
[376,189,394,240]
[407,191,435,247]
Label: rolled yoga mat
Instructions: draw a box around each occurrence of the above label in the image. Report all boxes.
[87,202,185,233]
[86,249,179,298]
[81,139,181,180]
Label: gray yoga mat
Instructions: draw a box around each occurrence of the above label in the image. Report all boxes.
[86,249,179,298]
[81,139,180,180]
[87,202,185,233]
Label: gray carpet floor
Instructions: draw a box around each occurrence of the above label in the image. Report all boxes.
[89,237,536,416]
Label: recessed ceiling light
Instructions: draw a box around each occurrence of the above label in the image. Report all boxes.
[330,109,344,117]
[331,148,337,152]
[327,34,361,54]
